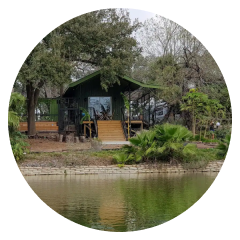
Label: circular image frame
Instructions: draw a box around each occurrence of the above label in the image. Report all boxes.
[1,0,240,239]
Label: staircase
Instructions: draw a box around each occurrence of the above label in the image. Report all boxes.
[97,120,126,141]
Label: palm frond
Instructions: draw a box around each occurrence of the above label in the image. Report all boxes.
[183,143,198,155]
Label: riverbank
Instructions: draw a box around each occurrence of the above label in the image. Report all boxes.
[19,160,223,176]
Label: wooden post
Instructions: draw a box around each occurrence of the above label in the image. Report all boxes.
[84,124,86,137]
[89,123,92,138]
[128,116,129,140]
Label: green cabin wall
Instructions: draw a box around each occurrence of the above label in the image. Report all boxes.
[64,75,126,120]
[49,99,58,121]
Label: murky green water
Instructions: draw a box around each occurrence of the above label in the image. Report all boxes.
[25,173,217,231]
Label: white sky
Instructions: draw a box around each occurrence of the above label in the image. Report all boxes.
[128,8,155,23]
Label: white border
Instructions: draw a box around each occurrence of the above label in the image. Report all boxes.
[1,0,240,239]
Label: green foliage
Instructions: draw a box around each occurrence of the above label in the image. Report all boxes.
[216,134,231,158]
[154,124,196,162]
[181,91,209,116]
[182,148,222,169]
[146,55,183,105]
[9,131,29,161]
[121,92,130,111]
[193,134,220,143]
[120,124,198,163]
[181,90,225,136]
[128,130,158,162]
[113,152,133,165]
[9,92,26,114]
[8,92,26,132]
[8,111,20,130]
[155,123,192,143]
[8,92,29,161]
[79,107,91,123]
[54,9,141,90]
[17,41,73,87]
[117,163,125,168]
[215,128,231,140]
[16,9,141,134]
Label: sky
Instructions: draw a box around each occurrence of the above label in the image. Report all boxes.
[128,8,155,23]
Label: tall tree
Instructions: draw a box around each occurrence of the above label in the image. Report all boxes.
[137,54,184,121]
[16,9,142,135]
[54,9,141,89]
[135,15,230,123]
[17,40,72,135]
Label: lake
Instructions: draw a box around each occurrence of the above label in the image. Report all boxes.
[25,172,217,232]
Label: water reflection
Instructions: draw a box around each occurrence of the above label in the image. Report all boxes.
[25,173,217,231]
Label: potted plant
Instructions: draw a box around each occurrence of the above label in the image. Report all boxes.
[79,107,91,141]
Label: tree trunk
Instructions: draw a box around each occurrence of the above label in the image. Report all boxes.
[204,124,207,138]
[27,99,36,135]
[26,81,43,135]
[192,110,196,137]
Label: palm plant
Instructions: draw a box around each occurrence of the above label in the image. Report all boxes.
[128,130,158,162]
[113,152,135,166]
[155,123,192,144]
[79,107,91,123]
[154,123,197,162]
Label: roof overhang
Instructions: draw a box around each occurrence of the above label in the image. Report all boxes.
[63,70,160,96]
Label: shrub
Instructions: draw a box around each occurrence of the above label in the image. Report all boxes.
[10,131,29,161]
[128,130,158,162]
[216,134,231,158]
[215,128,231,140]
[113,152,134,166]
[154,124,197,162]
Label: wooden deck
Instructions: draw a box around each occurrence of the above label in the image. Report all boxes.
[19,122,59,132]
[18,120,144,134]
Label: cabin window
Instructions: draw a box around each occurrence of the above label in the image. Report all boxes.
[88,97,112,117]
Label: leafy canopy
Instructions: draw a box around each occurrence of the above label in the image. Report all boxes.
[53,9,142,90]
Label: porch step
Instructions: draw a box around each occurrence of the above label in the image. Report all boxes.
[97,121,126,141]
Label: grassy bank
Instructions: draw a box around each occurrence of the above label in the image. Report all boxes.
[18,147,223,168]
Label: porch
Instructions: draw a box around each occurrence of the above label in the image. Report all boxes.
[20,71,164,141]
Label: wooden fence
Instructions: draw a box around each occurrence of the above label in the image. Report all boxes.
[19,122,58,132]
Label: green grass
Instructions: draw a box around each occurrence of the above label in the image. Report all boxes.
[20,150,121,163]
[21,146,224,167]
[196,148,223,161]
[182,148,223,169]
[88,149,122,158]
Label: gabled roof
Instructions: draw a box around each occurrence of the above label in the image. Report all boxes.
[66,70,160,92]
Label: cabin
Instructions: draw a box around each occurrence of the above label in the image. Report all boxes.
[20,70,167,141]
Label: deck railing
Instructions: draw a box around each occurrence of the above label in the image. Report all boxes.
[91,107,98,138]
[121,107,128,140]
